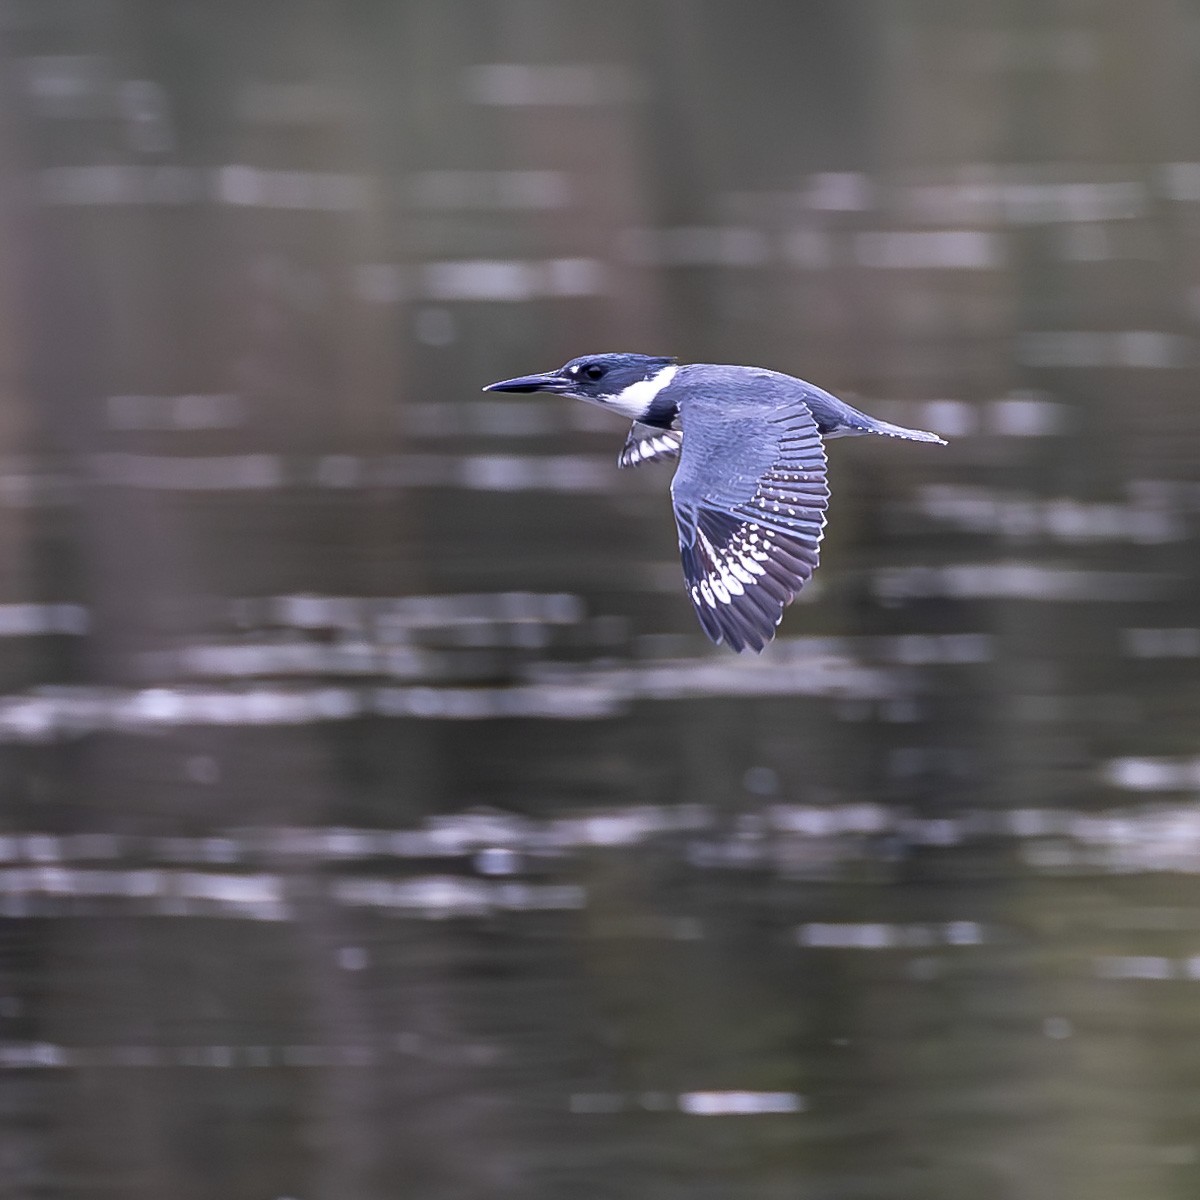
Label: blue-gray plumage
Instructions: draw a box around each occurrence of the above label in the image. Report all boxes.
[484,353,946,652]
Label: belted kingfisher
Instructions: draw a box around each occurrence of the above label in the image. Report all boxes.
[484,353,946,653]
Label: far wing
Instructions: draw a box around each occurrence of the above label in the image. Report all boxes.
[618,423,683,469]
[671,400,828,652]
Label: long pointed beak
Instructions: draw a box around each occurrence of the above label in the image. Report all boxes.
[482,370,571,394]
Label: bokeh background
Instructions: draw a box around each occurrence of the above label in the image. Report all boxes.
[3,2,1200,1197]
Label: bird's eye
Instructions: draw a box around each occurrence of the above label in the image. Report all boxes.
[583,364,606,381]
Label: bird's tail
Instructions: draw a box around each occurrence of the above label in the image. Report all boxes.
[824,408,947,445]
[857,416,947,445]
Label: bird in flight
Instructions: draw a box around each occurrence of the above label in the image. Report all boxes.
[484,353,946,652]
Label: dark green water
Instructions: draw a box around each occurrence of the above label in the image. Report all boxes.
[2,2,1200,1197]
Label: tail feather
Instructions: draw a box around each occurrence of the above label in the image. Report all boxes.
[799,385,948,446]
[856,417,947,445]
[820,409,948,445]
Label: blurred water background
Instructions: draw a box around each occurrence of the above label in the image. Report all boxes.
[2,1,1200,1197]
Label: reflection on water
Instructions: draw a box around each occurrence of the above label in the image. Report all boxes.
[4,1,1200,1197]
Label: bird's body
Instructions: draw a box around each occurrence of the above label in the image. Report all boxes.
[484,354,945,652]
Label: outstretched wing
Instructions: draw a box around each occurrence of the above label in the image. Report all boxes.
[670,397,828,652]
[618,423,683,469]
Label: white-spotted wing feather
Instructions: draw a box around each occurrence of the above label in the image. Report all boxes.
[672,400,828,652]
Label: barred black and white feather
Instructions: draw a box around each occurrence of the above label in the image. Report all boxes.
[618,423,683,469]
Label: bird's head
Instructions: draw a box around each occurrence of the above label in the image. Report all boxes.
[484,353,679,423]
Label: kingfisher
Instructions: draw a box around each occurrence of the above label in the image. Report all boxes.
[484,353,946,653]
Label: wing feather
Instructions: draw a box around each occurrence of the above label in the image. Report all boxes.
[618,424,683,469]
[671,398,829,651]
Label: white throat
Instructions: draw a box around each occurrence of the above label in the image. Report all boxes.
[596,364,678,420]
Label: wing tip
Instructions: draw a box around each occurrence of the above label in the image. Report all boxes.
[692,587,787,655]
[681,512,821,654]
